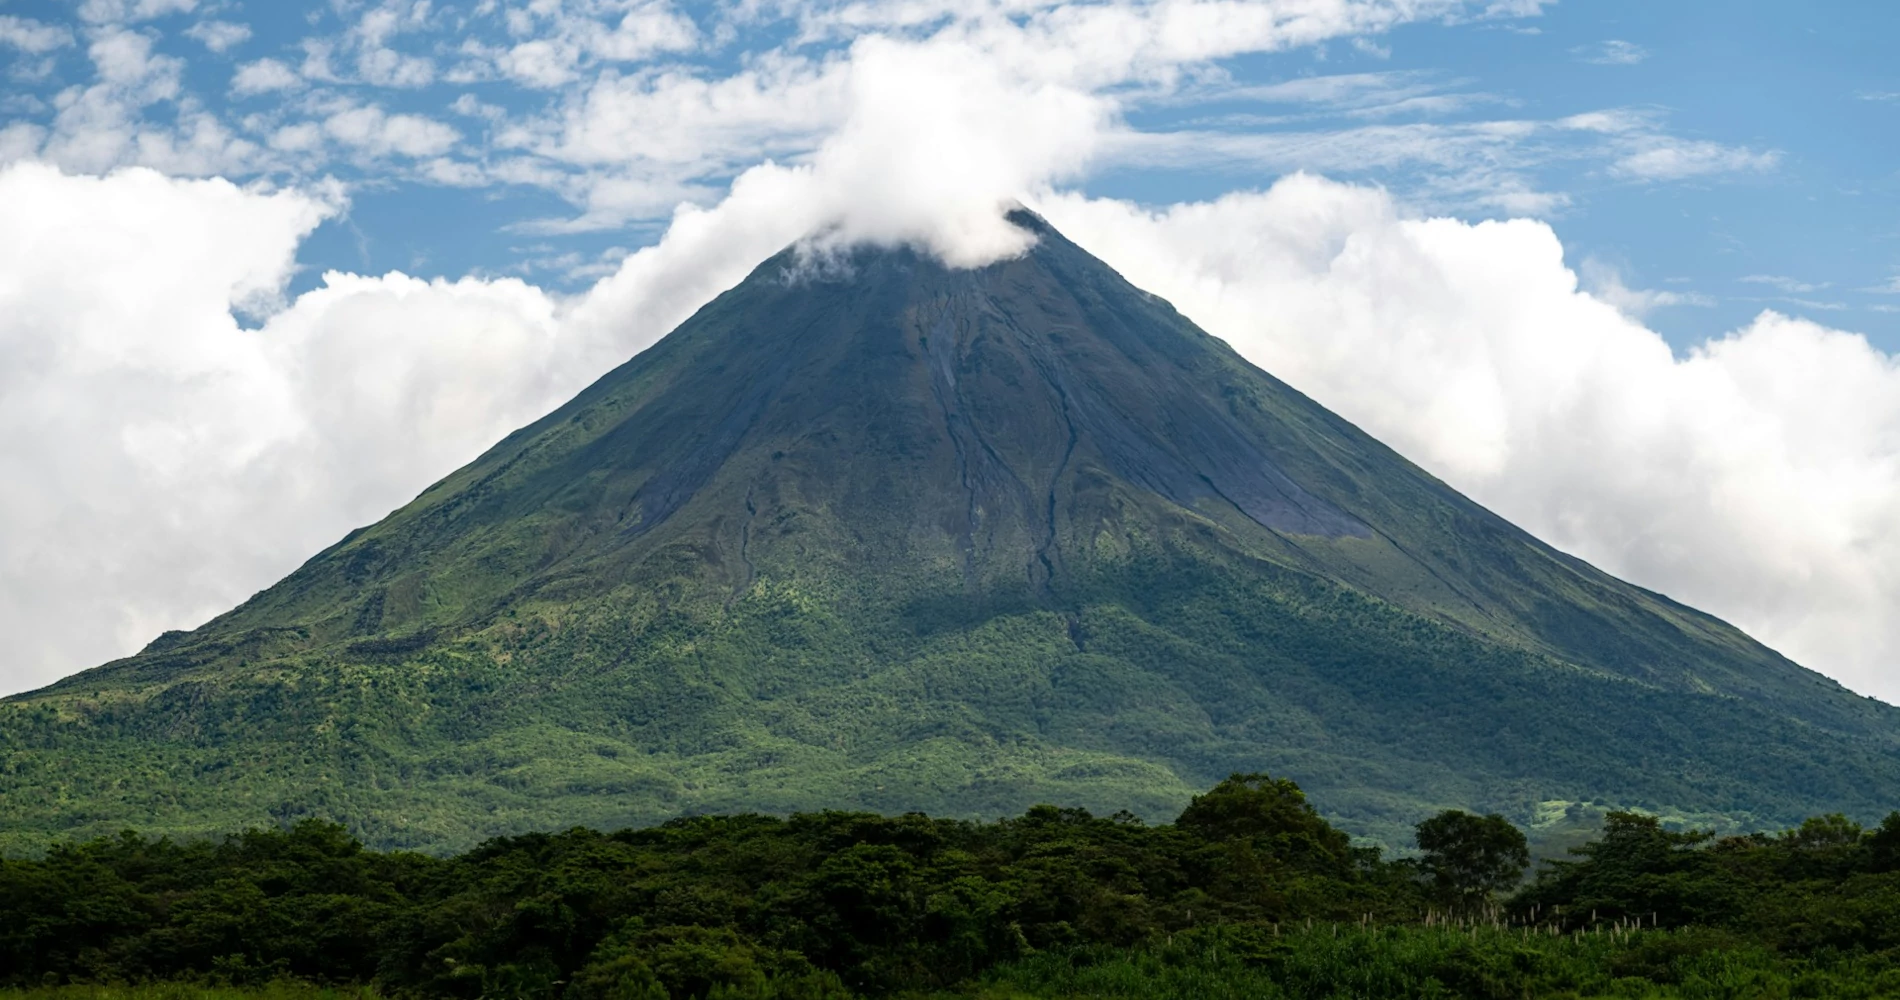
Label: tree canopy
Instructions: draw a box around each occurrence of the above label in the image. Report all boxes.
[1413,809,1530,909]
[7,777,1900,999]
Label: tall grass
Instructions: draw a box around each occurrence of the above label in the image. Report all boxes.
[0,985,385,1000]
[11,926,1900,1000]
[946,923,1900,1000]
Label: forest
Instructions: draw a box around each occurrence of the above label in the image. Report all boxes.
[7,774,1900,999]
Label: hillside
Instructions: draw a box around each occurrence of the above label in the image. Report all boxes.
[3,210,1896,853]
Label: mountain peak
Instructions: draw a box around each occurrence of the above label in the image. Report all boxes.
[1002,203,1052,234]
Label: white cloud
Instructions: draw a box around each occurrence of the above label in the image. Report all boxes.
[1743,274,1829,295]
[346,0,439,87]
[1095,99,1775,219]
[76,0,197,25]
[1200,71,1436,107]
[1187,70,1504,121]
[1574,39,1647,65]
[321,104,461,158]
[27,27,264,177]
[1550,111,1781,183]
[493,38,580,88]
[0,162,329,694]
[268,122,324,152]
[184,19,252,53]
[419,156,488,186]
[299,37,340,82]
[481,0,700,88]
[1560,109,1651,134]
[594,3,701,60]
[1106,118,1584,217]
[535,54,847,171]
[231,57,302,96]
[357,45,437,88]
[1611,139,1779,181]
[1481,0,1552,15]
[86,27,182,92]
[1579,258,1714,319]
[450,93,507,120]
[0,16,75,54]
[0,123,46,162]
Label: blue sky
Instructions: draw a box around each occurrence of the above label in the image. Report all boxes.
[4,0,1895,348]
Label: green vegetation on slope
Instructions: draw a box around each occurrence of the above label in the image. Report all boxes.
[11,776,1900,999]
[6,553,1897,855]
[5,213,1898,851]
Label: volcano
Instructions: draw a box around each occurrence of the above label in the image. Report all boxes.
[5,211,1897,852]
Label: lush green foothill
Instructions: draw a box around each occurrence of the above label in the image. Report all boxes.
[10,776,1900,999]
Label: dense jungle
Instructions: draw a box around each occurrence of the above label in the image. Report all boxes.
[9,774,1900,999]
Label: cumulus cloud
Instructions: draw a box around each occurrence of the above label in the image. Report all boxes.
[347,0,437,87]
[231,58,302,96]
[0,15,75,54]
[76,0,197,25]
[794,34,1109,264]
[479,0,700,88]
[1611,139,1780,181]
[2,20,262,180]
[87,27,182,92]
[321,104,461,158]
[23,27,237,175]
[1574,39,1647,65]
[0,163,331,693]
[184,19,252,53]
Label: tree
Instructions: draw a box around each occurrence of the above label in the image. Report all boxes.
[1868,812,1900,873]
[1414,810,1529,909]
[1175,774,1349,859]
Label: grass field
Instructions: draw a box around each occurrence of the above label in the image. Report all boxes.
[949,924,1900,999]
[13,925,1900,1000]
